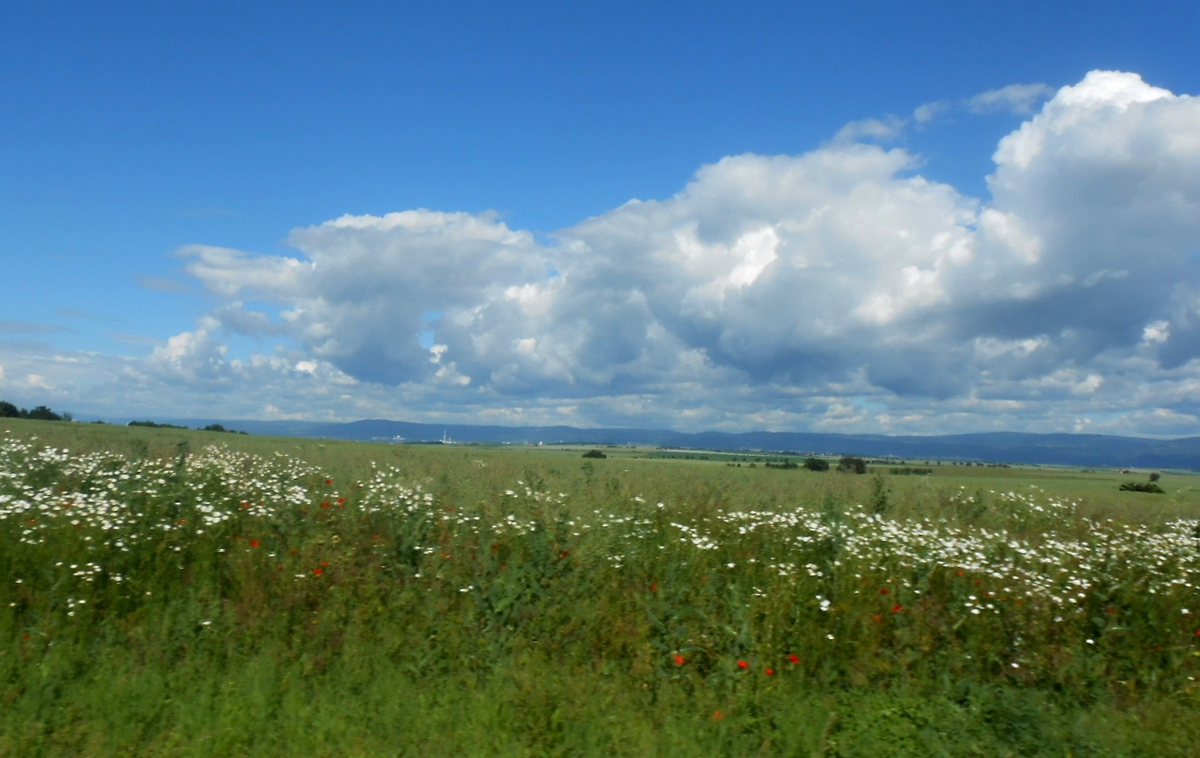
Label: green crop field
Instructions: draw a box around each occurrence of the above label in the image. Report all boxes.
[3,418,1200,756]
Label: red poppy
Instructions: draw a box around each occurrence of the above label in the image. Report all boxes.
[764,668,775,676]
[312,568,323,576]
[892,604,904,613]
[879,587,889,595]
[956,570,964,576]
[325,479,333,485]
[321,560,329,567]
[673,654,686,666]
[712,710,726,722]
[1107,607,1115,614]
[249,539,260,548]
[788,654,800,664]
[737,660,749,670]
[241,501,250,508]
[337,497,345,504]
[320,502,331,508]
[650,582,658,592]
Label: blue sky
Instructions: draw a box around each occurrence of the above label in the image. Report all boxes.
[3,1,1200,435]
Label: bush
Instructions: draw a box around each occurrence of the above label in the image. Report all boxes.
[582,449,606,459]
[803,457,829,472]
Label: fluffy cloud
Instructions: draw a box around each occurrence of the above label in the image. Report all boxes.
[11,70,1200,434]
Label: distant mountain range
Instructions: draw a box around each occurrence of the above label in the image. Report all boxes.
[78,414,1200,470]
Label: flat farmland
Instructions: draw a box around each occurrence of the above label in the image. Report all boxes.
[3,418,1199,756]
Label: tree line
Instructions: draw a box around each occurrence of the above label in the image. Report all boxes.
[1,402,246,434]
[128,421,248,435]
[0,401,70,422]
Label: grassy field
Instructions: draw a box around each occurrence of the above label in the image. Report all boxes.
[3,418,1200,756]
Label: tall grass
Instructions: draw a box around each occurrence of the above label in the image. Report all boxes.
[2,422,1199,756]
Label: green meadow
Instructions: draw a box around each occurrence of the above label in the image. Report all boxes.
[3,417,1200,757]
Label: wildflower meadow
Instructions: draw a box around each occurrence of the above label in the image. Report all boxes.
[2,419,1200,756]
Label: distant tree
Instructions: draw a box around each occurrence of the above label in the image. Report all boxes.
[1149,472,1161,482]
[837,456,867,474]
[582,449,606,459]
[26,406,62,421]
[202,424,227,433]
[803,457,829,472]
[0,401,19,418]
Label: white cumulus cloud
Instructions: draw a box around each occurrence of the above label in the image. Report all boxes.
[11,70,1200,436]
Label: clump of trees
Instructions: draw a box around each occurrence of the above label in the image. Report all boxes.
[764,460,799,470]
[1120,472,1165,494]
[890,467,933,476]
[837,456,868,474]
[801,456,867,473]
[0,401,70,422]
[582,449,607,459]
[1120,481,1165,493]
